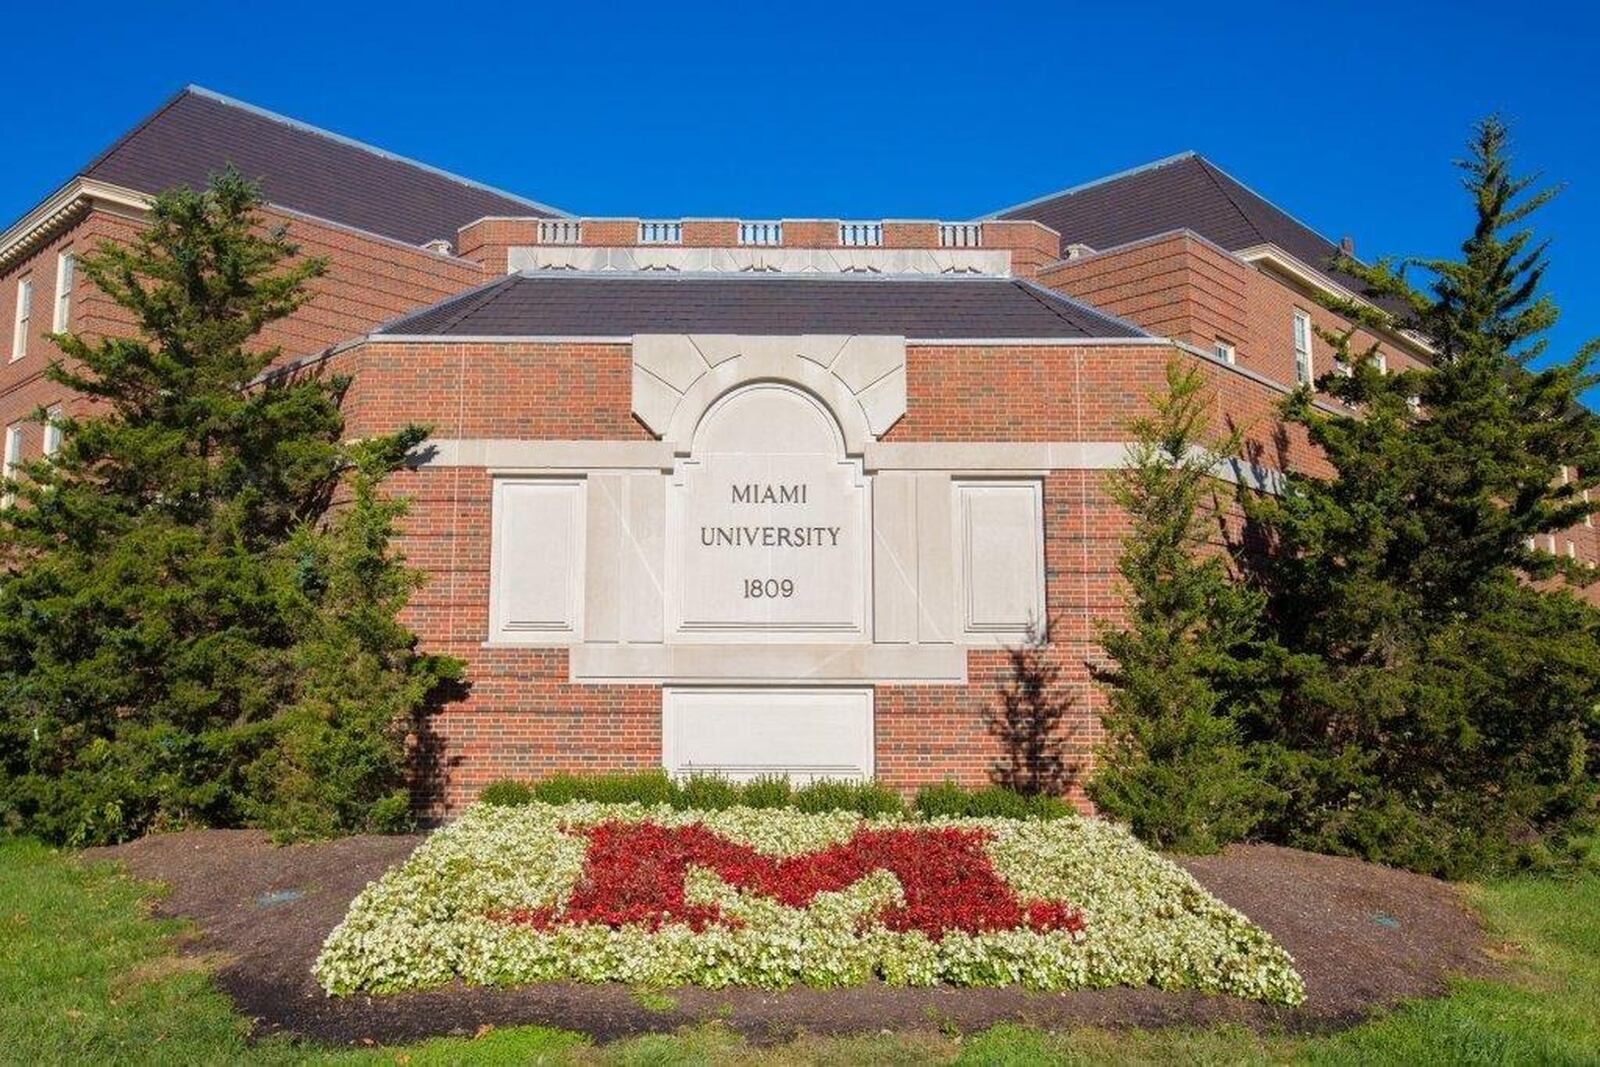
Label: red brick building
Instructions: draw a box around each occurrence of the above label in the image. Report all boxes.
[5,88,1590,810]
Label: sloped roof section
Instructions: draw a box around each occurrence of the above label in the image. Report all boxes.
[84,87,562,247]
[994,152,1372,295]
[375,273,1149,340]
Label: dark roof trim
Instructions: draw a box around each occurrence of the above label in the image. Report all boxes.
[371,271,1151,341]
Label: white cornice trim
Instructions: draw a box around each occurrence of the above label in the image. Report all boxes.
[905,336,1162,346]
[0,178,152,270]
[1234,243,1434,357]
[408,436,1289,495]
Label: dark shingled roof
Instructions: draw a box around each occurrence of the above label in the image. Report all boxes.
[375,273,1149,339]
[84,87,561,246]
[995,152,1376,298]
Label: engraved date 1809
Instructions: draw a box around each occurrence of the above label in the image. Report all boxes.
[742,578,795,599]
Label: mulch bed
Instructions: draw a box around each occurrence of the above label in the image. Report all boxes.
[88,829,1489,1047]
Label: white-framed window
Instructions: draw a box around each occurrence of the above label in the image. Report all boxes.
[1292,308,1313,385]
[11,276,33,360]
[1214,339,1236,365]
[2,423,21,506]
[1567,540,1577,559]
[1374,352,1388,374]
[42,405,63,458]
[1584,489,1592,529]
[488,477,587,643]
[53,251,75,332]
[1548,534,1559,554]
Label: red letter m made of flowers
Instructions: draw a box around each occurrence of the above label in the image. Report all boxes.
[498,822,1085,940]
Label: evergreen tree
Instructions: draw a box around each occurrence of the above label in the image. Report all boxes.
[1244,118,1600,876]
[0,171,454,844]
[249,436,462,839]
[1089,359,1273,853]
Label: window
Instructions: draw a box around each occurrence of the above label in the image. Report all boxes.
[1292,308,1313,385]
[1585,489,1592,529]
[42,405,63,458]
[1567,540,1577,559]
[53,251,75,332]
[1374,352,1388,374]
[11,276,33,360]
[2,424,20,506]
[1214,339,1236,365]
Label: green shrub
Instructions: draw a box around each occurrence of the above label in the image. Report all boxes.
[525,773,581,805]
[591,770,677,806]
[847,780,907,816]
[675,774,740,811]
[912,781,972,819]
[478,780,536,807]
[792,779,904,816]
[471,773,1082,823]
[526,770,678,807]
[913,781,1072,821]
[737,775,793,809]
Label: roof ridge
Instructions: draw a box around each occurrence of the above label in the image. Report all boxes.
[982,151,1199,221]
[1194,156,1360,269]
[173,85,571,218]
[1192,156,1269,248]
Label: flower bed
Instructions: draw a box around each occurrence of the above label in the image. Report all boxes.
[313,801,1305,1004]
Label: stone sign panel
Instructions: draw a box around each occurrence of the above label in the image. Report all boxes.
[667,382,869,641]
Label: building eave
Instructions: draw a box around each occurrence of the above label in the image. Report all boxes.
[0,178,152,272]
[1233,243,1435,358]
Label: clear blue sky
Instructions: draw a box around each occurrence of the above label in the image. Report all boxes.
[5,0,1597,395]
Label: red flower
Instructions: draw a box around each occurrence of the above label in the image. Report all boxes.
[498,821,1086,941]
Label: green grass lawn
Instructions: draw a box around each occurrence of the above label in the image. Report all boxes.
[2,835,1596,1065]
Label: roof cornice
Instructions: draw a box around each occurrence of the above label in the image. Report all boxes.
[0,178,151,272]
[1233,243,1435,357]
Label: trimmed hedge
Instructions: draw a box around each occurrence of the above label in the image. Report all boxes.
[477,773,1070,822]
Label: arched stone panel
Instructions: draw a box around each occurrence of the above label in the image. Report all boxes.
[631,334,905,453]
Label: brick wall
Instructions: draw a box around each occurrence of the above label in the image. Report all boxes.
[1034,231,1431,389]
[336,337,1323,810]
[877,470,1123,809]
[884,342,1329,478]
[1036,232,1249,351]
[0,203,486,468]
